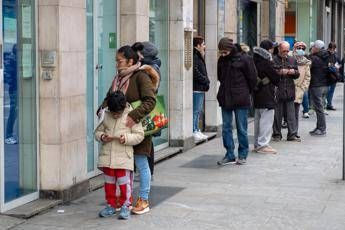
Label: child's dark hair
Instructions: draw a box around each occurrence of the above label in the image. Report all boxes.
[117,43,144,64]
[107,91,127,113]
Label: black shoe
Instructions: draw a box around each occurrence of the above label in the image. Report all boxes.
[271,136,282,142]
[217,157,236,166]
[287,135,301,142]
[310,129,326,136]
[326,105,336,111]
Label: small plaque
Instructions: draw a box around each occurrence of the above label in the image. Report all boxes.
[41,50,57,67]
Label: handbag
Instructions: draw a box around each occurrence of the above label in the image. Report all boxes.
[131,95,168,136]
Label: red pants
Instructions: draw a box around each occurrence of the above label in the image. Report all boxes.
[101,167,133,208]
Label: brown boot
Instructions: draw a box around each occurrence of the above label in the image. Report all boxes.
[131,197,150,215]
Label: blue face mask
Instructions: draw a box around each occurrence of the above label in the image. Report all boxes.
[296,49,305,56]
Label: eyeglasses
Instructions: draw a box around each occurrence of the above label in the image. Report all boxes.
[296,47,306,51]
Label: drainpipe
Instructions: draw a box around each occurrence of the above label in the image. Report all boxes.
[269,0,276,40]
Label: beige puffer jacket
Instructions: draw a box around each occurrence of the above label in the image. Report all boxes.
[294,57,311,104]
[94,104,144,171]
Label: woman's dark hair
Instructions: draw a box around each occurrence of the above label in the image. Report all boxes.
[117,43,144,64]
[193,36,204,47]
[107,91,127,113]
[328,42,336,49]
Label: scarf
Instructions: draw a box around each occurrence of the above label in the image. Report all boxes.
[111,62,141,94]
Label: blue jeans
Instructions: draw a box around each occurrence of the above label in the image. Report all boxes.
[193,92,205,132]
[134,154,151,201]
[302,91,309,113]
[221,108,249,160]
[326,83,336,107]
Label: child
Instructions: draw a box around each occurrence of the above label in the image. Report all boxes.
[95,91,144,220]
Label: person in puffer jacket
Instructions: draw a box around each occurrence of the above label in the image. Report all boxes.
[252,39,280,154]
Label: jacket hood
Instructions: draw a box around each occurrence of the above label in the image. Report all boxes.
[316,49,330,60]
[139,64,160,91]
[253,47,272,61]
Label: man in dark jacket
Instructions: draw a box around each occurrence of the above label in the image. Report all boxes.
[252,40,280,154]
[272,41,300,142]
[309,40,329,136]
[216,37,257,166]
[192,36,210,142]
[326,42,342,110]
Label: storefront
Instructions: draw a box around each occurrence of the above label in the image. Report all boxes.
[1,0,38,212]
[86,0,118,173]
[285,0,318,48]
[149,0,169,150]
[238,0,258,49]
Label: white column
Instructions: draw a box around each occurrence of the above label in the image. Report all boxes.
[120,0,149,45]
[168,0,194,149]
[204,0,222,132]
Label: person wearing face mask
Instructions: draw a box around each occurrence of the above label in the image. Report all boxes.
[292,41,311,137]
[272,41,300,142]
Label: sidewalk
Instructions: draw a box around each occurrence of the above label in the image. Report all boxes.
[5,85,345,230]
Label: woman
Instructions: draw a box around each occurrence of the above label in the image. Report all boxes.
[292,41,311,137]
[98,43,157,215]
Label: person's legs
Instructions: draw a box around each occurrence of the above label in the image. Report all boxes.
[257,109,275,148]
[254,109,261,149]
[286,101,297,139]
[192,92,205,132]
[302,91,309,114]
[326,83,336,109]
[6,89,17,139]
[234,108,249,160]
[99,167,117,217]
[294,103,301,135]
[272,102,283,139]
[310,87,327,132]
[221,108,235,160]
[134,155,151,200]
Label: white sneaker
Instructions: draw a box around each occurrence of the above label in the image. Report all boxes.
[5,137,18,145]
[193,132,204,142]
[302,112,309,118]
[196,131,208,140]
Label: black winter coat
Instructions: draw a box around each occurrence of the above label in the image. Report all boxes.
[273,54,300,102]
[217,51,257,109]
[193,48,210,92]
[252,47,280,109]
[309,50,330,88]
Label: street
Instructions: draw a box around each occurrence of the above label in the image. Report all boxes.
[5,85,345,230]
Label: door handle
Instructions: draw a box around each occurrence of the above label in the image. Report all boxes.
[96,64,103,70]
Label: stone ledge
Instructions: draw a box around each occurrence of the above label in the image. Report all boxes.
[4,199,62,219]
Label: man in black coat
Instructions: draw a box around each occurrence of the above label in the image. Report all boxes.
[216,37,257,166]
[309,40,330,136]
[192,36,210,142]
[252,40,280,154]
[272,41,300,142]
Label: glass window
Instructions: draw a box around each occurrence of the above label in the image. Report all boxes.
[3,0,37,202]
[149,0,169,148]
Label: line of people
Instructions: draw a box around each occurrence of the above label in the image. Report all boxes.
[209,37,343,165]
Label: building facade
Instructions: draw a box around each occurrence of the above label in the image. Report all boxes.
[0,0,297,212]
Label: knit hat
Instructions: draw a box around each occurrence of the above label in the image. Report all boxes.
[141,41,159,58]
[314,40,325,49]
[218,37,234,51]
[260,39,274,51]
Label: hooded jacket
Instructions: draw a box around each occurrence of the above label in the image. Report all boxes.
[252,47,280,109]
[95,104,144,171]
[193,48,210,92]
[309,49,330,88]
[99,65,159,156]
[273,54,300,102]
[217,50,257,109]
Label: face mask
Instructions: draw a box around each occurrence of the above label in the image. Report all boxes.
[296,49,305,56]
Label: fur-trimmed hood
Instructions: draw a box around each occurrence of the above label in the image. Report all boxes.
[253,47,272,61]
[139,64,160,91]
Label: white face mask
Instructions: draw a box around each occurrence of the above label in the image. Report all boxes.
[296,49,305,56]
